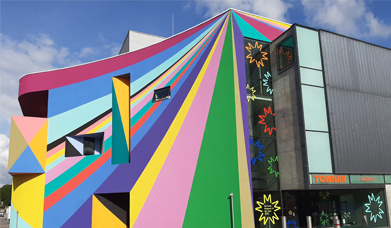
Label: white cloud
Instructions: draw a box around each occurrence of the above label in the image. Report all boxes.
[0,134,11,186]
[301,0,391,39]
[0,33,122,137]
[0,34,73,137]
[0,33,122,185]
[78,47,96,58]
[192,0,292,22]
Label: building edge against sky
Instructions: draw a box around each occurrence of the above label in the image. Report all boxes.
[7,8,391,228]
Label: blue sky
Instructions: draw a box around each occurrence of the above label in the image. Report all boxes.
[0,0,390,185]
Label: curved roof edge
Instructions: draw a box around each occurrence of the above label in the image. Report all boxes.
[19,9,231,82]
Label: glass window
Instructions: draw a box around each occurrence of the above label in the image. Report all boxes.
[296,27,322,70]
[65,133,103,157]
[153,86,171,102]
[306,131,333,173]
[301,85,329,132]
[244,38,271,79]
[300,67,324,87]
[254,191,282,228]
[248,99,276,137]
[282,189,388,228]
[250,137,278,179]
[83,137,95,155]
[277,37,295,71]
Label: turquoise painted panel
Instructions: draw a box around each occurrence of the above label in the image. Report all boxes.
[10,203,33,228]
[130,19,222,96]
[46,155,65,171]
[112,85,129,164]
[45,155,99,197]
[301,85,329,132]
[47,95,111,144]
[296,26,322,70]
[300,67,324,87]
[232,11,270,42]
[306,131,333,173]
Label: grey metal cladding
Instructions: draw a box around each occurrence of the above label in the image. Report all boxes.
[320,30,391,174]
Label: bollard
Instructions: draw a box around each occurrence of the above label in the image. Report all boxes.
[362,215,368,228]
[334,218,340,228]
[282,216,287,228]
[306,216,312,228]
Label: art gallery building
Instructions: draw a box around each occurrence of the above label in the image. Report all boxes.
[7,8,391,228]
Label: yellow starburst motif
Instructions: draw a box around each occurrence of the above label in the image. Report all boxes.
[246,84,256,102]
[255,194,281,225]
[245,42,268,68]
[319,191,330,200]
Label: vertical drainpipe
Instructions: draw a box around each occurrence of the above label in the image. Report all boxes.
[230,192,235,228]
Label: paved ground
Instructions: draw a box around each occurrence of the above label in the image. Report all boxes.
[0,217,10,228]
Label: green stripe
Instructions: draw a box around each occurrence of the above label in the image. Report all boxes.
[131,31,213,128]
[183,16,242,228]
[45,155,99,197]
[103,136,112,153]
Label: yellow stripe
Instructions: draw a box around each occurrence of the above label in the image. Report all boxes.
[46,148,65,166]
[113,78,130,150]
[231,18,256,228]
[131,43,194,105]
[129,16,230,227]
[88,116,112,134]
[242,12,291,27]
[131,23,216,106]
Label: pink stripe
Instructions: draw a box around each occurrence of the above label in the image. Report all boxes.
[103,125,112,140]
[133,16,229,228]
[19,18,219,97]
[45,156,84,184]
[243,13,289,30]
[130,64,182,117]
[47,142,65,159]
[237,13,284,40]
[78,113,112,135]
[131,38,205,118]
[257,18,289,30]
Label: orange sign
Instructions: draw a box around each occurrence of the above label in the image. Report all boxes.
[313,174,347,184]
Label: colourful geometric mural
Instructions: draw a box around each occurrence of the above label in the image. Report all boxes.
[8,9,290,228]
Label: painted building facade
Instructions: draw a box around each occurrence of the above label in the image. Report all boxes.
[7,9,391,228]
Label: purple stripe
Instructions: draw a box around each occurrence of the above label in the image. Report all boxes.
[232,15,253,194]
[60,196,92,228]
[94,20,224,194]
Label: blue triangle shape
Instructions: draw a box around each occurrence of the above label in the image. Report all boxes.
[9,145,44,173]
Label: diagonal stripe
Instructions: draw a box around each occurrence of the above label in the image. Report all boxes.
[44,150,112,211]
[231,21,255,228]
[130,18,224,112]
[130,24,219,136]
[129,15,229,227]
[133,13,230,228]
[47,148,65,166]
[45,156,84,184]
[238,11,291,29]
[45,155,100,197]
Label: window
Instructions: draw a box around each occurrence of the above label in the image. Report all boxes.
[153,86,171,102]
[277,36,295,71]
[65,132,104,157]
[83,137,96,156]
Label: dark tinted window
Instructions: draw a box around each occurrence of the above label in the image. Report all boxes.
[277,36,295,71]
[153,86,171,102]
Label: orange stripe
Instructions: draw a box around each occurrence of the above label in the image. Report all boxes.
[131,103,160,137]
[44,149,112,211]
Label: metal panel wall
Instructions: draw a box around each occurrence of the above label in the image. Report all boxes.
[320,31,391,173]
